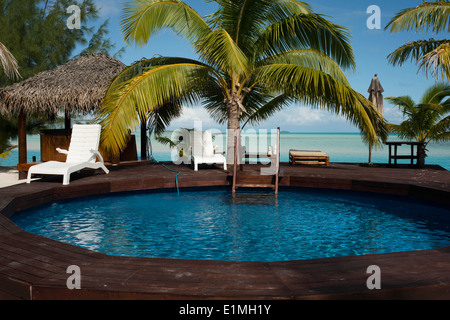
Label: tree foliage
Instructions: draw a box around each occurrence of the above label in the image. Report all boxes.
[0,0,123,163]
[0,0,123,87]
[386,0,450,82]
[386,83,450,165]
[95,0,386,157]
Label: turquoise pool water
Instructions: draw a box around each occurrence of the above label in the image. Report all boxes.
[12,188,450,262]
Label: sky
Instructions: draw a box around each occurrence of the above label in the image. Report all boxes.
[84,0,445,133]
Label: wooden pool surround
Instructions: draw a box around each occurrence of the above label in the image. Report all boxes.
[0,162,449,300]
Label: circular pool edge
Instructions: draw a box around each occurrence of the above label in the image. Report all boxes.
[1,165,450,299]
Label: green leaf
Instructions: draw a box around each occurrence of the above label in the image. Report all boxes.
[386,1,450,34]
[418,42,450,82]
[254,63,385,144]
[196,28,250,78]
[95,58,216,154]
[386,83,450,144]
[0,42,20,80]
[120,0,211,47]
[260,49,350,85]
[255,13,355,70]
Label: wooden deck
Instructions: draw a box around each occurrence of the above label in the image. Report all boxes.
[0,162,449,300]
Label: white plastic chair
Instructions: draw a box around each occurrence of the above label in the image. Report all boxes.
[190,130,227,171]
[27,124,109,185]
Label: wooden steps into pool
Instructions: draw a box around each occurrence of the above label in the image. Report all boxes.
[232,128,280,195]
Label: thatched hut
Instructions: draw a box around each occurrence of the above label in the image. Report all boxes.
[0,53,127,178]
[0,52,126,119]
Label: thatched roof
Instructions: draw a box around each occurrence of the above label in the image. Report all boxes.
[0,53,126,117]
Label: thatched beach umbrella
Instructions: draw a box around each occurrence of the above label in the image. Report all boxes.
[367,74,384,164]
[0,53,126,175]
[368,74,384,116]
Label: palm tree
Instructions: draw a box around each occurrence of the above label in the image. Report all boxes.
[96,0,386,161]
[0,42,20,80]
[386,0,450,83]
[386,83,450,166]
[0,42,20,162]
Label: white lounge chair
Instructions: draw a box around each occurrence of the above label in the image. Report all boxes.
[27,124,109,185]
[191,130,227,171]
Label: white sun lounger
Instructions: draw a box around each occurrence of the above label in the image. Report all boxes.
[191,130,227,171]
[27,124,109,185]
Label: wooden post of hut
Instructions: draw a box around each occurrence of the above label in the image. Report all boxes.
[64,110,71,130]
[17,110,27,180]
[141,121,148,160]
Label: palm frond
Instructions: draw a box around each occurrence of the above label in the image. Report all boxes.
[0,42,21,80]
[387,39,448,67]
[420,82,450,104]
[254,13,354,70]
[427,116,450,141]
[260,49,350,85]
[386,0,450,34]
[418,42,450,82]
[0,144,17,162]
[196,28,250,78]
[120,0,211,47]
[388,83,450,144]
[385,95,417,118]
[148,101,183,135]
[241,93,293,128]
[207,0,271,51]
[95,60,214,154]
[208,0,312,56]
[388,123,420,141]
[269,0,312,18]
[254,63,385,144]
[154,135,180,148]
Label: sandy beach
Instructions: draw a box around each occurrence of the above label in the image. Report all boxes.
[0,166,27,188]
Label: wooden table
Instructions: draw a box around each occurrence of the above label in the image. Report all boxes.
[386,141,425,166]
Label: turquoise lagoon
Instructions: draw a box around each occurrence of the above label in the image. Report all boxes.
[2,132,449,170]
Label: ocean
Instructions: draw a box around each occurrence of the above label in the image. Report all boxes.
[2,132,449,170]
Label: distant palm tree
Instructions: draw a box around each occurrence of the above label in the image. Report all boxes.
[96,0,386,161]
[386,0,450,82]
[0,42,20,80]
[386,83,450,166]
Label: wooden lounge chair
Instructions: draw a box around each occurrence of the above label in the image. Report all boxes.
[27,124,109,185]
[289,149,330,166]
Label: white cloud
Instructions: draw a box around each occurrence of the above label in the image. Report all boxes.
[270,106,348,126]
[167,107,223,131]
[167,105,362,133]
[383,105,404,124]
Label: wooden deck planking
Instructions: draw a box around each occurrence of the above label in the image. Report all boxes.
[0,162,449,299]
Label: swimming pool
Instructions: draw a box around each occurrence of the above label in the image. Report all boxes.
[11,188,450,262]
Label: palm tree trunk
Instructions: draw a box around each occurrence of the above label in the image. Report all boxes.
[226,99,240,165]
[417,143,426,167]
